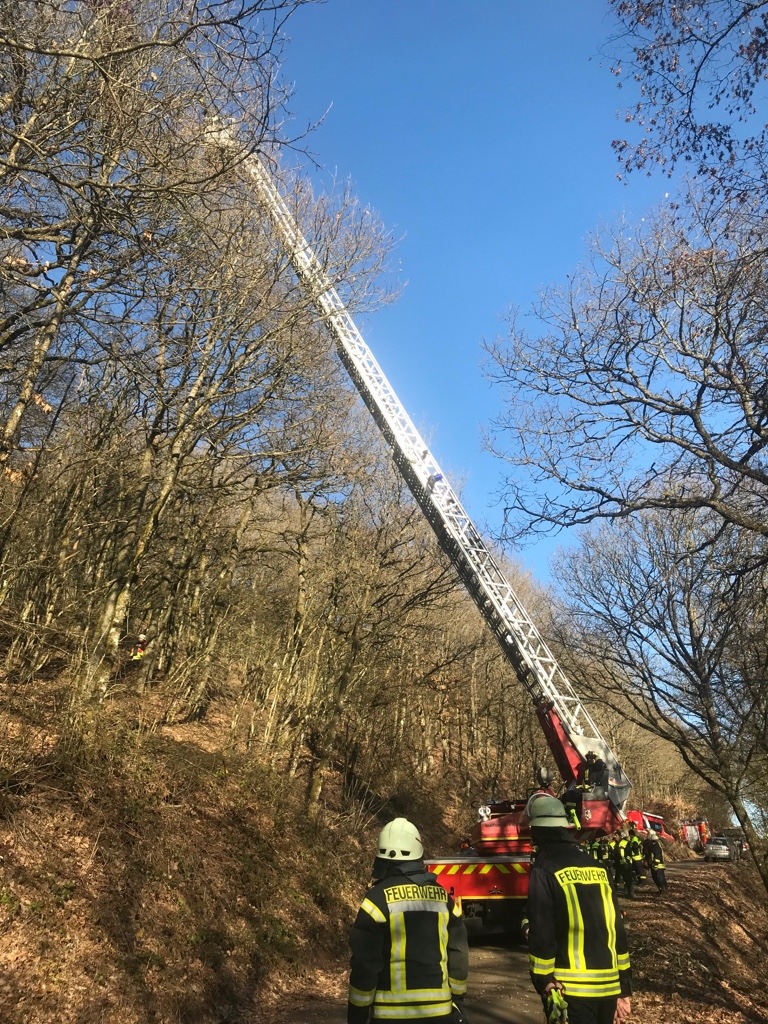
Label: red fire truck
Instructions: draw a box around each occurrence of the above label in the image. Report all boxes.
[246,141,633,935]
[427,707,630,934]
[625,810,675,841]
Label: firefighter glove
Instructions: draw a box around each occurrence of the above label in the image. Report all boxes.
[451,997,470,1024]
[544,983,568,1024]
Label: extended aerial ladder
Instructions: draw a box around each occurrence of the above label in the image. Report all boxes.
[231,138,631,828]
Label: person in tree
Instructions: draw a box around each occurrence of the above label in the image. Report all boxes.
[130,633,147,661]
[347,817,469,1024]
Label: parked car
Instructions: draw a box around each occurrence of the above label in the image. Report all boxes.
[703,836,741,862]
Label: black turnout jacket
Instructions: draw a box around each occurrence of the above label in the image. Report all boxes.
[527,832,632,1001]
[347,863,468,1023]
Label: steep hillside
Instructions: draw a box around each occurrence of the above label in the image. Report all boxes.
[0,690,448,1024]
[627,861,768,1024]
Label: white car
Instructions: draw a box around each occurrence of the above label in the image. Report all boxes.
[703,837,740,862]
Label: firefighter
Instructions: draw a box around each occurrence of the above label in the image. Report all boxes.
[347,817,469,1024]
[612,831,634,899]
[591,835,610,868]
[600,837,617,893]
[525,795,632,1024]
[577,751,609,792]
[562,752,610,827]
[627,826,646,884]
[643,833,668,892]
[130,633,147,661]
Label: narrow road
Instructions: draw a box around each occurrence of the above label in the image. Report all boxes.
[263,936,541,1024]
[461,937,543,1024]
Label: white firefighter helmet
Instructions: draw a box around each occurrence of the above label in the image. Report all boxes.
[377,817,424,861]
[525,794,570,828]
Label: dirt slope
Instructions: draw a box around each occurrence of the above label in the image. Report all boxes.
[626,860,768,1024]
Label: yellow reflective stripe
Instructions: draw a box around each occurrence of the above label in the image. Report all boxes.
[557,967,621,981]
[438,908,449,991]
[617,952,630,967]
[390,911,406,992]
[372,1001,453,1019]
[430,862,527,874]
[348,986,375,1007]
[559,979,621,997]
[375,988,450,1003]
[451,902,463,918]
[361,898,386,924]
[387,899,448,912]
[602,879,618,969]
[450,977,468,996]
[530,954,556,975]
[561,879,585,970]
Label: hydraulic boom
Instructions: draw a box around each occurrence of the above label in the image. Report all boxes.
[235,140,631,813]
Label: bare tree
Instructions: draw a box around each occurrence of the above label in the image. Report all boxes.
[555,509,768,892]
[0,0,407,701]
[486,190,768,547]
[608,0,768,195]
[0,0,311,470]
[267,452,470,816]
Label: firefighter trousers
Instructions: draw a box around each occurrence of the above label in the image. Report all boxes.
[619,864,634,897]
[560,996,619,1024]
[651,867,667,891]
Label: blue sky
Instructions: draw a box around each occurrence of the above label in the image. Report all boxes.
[276,1,670,584]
